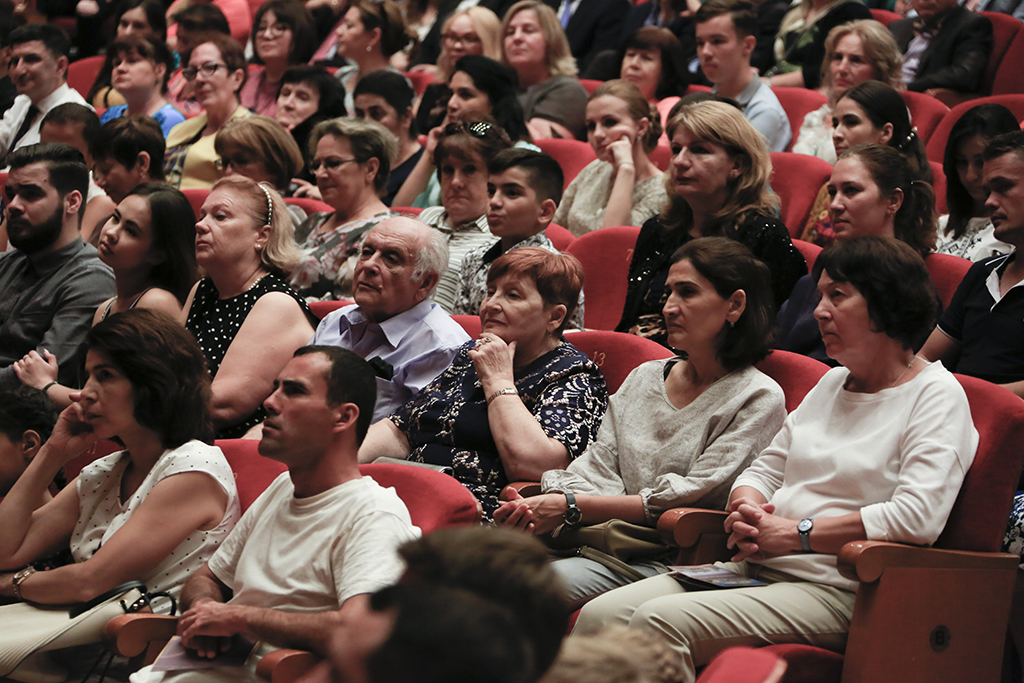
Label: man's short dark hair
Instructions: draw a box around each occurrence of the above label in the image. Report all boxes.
[41,103,101,147]
[0,387,58,444]
[489,148,564,206]
[812,236,939,351]
[90,116,165,180]
[983,130,1024,164]
[694,0,757,39]
[398,527,568,681]
[8,23,70,61]
[0,13,23,51]
[173,3,230,35]
[7,142,89,203]
[295,346,377,444]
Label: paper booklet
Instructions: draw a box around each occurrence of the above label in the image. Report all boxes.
[667,564,767,590]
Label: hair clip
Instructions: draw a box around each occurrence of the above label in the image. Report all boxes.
[257,182,273,226]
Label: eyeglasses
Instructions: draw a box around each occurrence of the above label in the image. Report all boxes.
[309,157,360,172]
[181,62,226,81]
[441,32,481,47]
[215,156,257,171]
[443,121,496,138]
[256,22,289,38]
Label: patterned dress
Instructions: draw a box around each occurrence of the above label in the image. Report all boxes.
[185,274,318,438]
[390,340,609,519]
[290,211,393,301]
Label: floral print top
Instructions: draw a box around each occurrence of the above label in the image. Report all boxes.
[290,210,393,301]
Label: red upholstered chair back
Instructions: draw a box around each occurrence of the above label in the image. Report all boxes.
[769,153,835,238]
[755,350,829,413]
[791,239,821,273]
[770,88,829,152]
[923,253,970,310]
[565,225,642,330]
[360,462,480,531]
[979,12,1023,96]
[696,647,790,683]
[930,161,947,215]
[935,376,1024,552]
[546,223,575,251]
[308,299,352,320]
[536,139,597,189]
[901,91,948,145]
[578,78,603,95]
[926,95,1024,163]
[215,439,288,511]
[564,330,672,393]
[992,31,1024,95]
[181,188,209,222]
[869,8,900,25]
[451,314,482,338]
[650,143,671,171]
[283,197,334,216]
[67,56,106,99]
[403,70,433,96]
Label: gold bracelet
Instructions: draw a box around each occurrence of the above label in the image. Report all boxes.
[486,388,518,404]
[12,567,36,601]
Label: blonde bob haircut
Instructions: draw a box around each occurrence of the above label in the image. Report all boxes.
[501,0,577,78]
[210,175,303,275]
[437,7,502,80]
[214,115,305,192]
[590,79,663,153]
[821,20,904,97]
[663,101,778,233]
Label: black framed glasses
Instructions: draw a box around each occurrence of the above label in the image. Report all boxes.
[443,121,496,138]
[182,62,226,81]
[256,22,289,37]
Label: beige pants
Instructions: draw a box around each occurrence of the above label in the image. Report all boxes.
[574,562,856,683]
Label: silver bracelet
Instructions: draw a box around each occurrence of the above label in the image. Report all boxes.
[486,388,518,404]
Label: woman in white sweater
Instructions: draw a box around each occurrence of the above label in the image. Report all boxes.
[575,236,978,683]
[496,237,787,607]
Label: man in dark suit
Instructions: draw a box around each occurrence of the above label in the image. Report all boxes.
[889,0,993,94]
[544,0,631,72]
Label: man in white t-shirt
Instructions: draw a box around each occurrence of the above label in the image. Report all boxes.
[130,346,420,683]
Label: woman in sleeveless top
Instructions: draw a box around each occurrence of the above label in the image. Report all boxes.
[13,185,199,408]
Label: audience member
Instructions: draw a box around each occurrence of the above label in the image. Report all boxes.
[0,143,114,391]
[164,35,250,189]
[0,24,89,162]
[353,70,424,205]
[502,0,588,141]
[801,80,931,245]
[779,144,937,364]
[310,216,470,423]
[359,248,608,519]
[695,0,790,152]
[0,309,239,679]
[614,0,699,49]
[129,346,419,683]
[765,0,871,89]
[333,0,412,113]
[86,0,167,110]
[98,35,185,138]
[578,236,977,683]
[889,0,993,95]
[0,387,58,505]
[402,0,458,70]
[555,80,666,236]
[543,0,630,73]
[242,0,316,117]
[415,116,512,312]
[935,104,1020,261]
[166,0,251,48]
[585,27,691,102]
[616,101,805,348]
[14,183,197,407]
[291,117,396,300]
[498,238,786,608]
[184,176,317,438]
[792,19,902,163]
[453,148,583,328]
[274,65,348,188]
[89,115,165,206]
[165,4,231,118]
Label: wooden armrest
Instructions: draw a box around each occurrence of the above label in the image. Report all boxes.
[507,482,542,497]
[256,649,321,683]
[837,540,1019,583]
[656,508,729,548]
[102,614,178,658]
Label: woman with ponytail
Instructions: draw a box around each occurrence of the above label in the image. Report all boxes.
[554,80,667,236]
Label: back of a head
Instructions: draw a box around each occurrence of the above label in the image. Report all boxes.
[351,0,411,58]
[0,386,59,445]
[173,3,230,35]
[90,115,165,180]
[9,23,70,61]
[41,103,100,148]
[215,115,304,191]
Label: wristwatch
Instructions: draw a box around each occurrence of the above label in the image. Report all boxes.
[562,492,582,527]
[12,566,36,600]
[798,518,814,553]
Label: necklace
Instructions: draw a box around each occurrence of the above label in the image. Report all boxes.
[889,356,918,389]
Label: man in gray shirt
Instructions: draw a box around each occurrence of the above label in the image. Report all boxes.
[0,142,114,390]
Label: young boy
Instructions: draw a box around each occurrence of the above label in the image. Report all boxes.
[89,115,166,205]
[0,387,59,508]
[451,148,585,329]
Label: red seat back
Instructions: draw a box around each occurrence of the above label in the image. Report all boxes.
[771,88,829,152]
[901,91,948,145]
[564,330,672,393]
[923,253,971,310]
[64,439,123,482]
[769,153,835,238]
[980,12,1023,96]
[67,55,106,98]
[565,225,642,330]
[930,160,947,215]
[284,197,334,216]
[215,439,289,511]
[546,223,575,251]
[791,239,822,273]
[451,314,481,337]
[578,78,603,95]
[992,30,1024,96]
[403,70,433,97]
[360,462,480,531]
[308,299,352,320]
[869,8,900,25]
[536,139,597,189]
[755,350,829,413]
[392,205,424,216]
[926,95,1024,163]
[650,143,671,171]
[181,188,209,222]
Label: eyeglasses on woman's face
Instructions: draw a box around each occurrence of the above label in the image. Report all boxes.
[256,21,289,38]
[182,61,226,81]
[309,157,360,172]
[215,155,258,171]
[441,32,481,47]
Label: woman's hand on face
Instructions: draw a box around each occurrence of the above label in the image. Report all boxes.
[425,125,445,155]
[45,399,99,462]
[469,333,516,392]
[13,349,58,390]
[291,179,323,201]
[608,139,634,170]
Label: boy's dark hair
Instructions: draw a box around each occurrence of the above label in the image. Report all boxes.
[173,3,230,35]
[90,116,165,180]
[7,142,89,207]
[488,147,564,206]
[294,346,377,444]
[694,0,758,39]
[0,387,59,444]
[8,23,70,61]
[41,103,101,147]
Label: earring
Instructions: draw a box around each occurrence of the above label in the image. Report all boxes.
[255,244,263,251]
[728,320,735,329]
[366,44,372,52]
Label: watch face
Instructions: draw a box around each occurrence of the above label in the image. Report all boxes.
[564,508,582,525]
[798,519,813,533]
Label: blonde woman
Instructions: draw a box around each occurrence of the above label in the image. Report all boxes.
[765,0,871,89]
[555,80,667,236]
[792,20,904,163]
[501,0,588,140]
[615,101,806,349]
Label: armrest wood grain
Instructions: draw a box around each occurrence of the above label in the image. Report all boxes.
[837,540,1019,583]
[256,649,321,683]
[656,508,729,548]
[102,614,178,658]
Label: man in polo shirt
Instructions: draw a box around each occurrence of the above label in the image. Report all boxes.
[920,130,1024,397]
[0,25,90,162]
[0,142,114,391]
[695,0,791,152]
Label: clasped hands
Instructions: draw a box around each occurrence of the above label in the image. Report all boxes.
[177,599,250,659]
[493,487,566,535]
[725,497,799,563]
